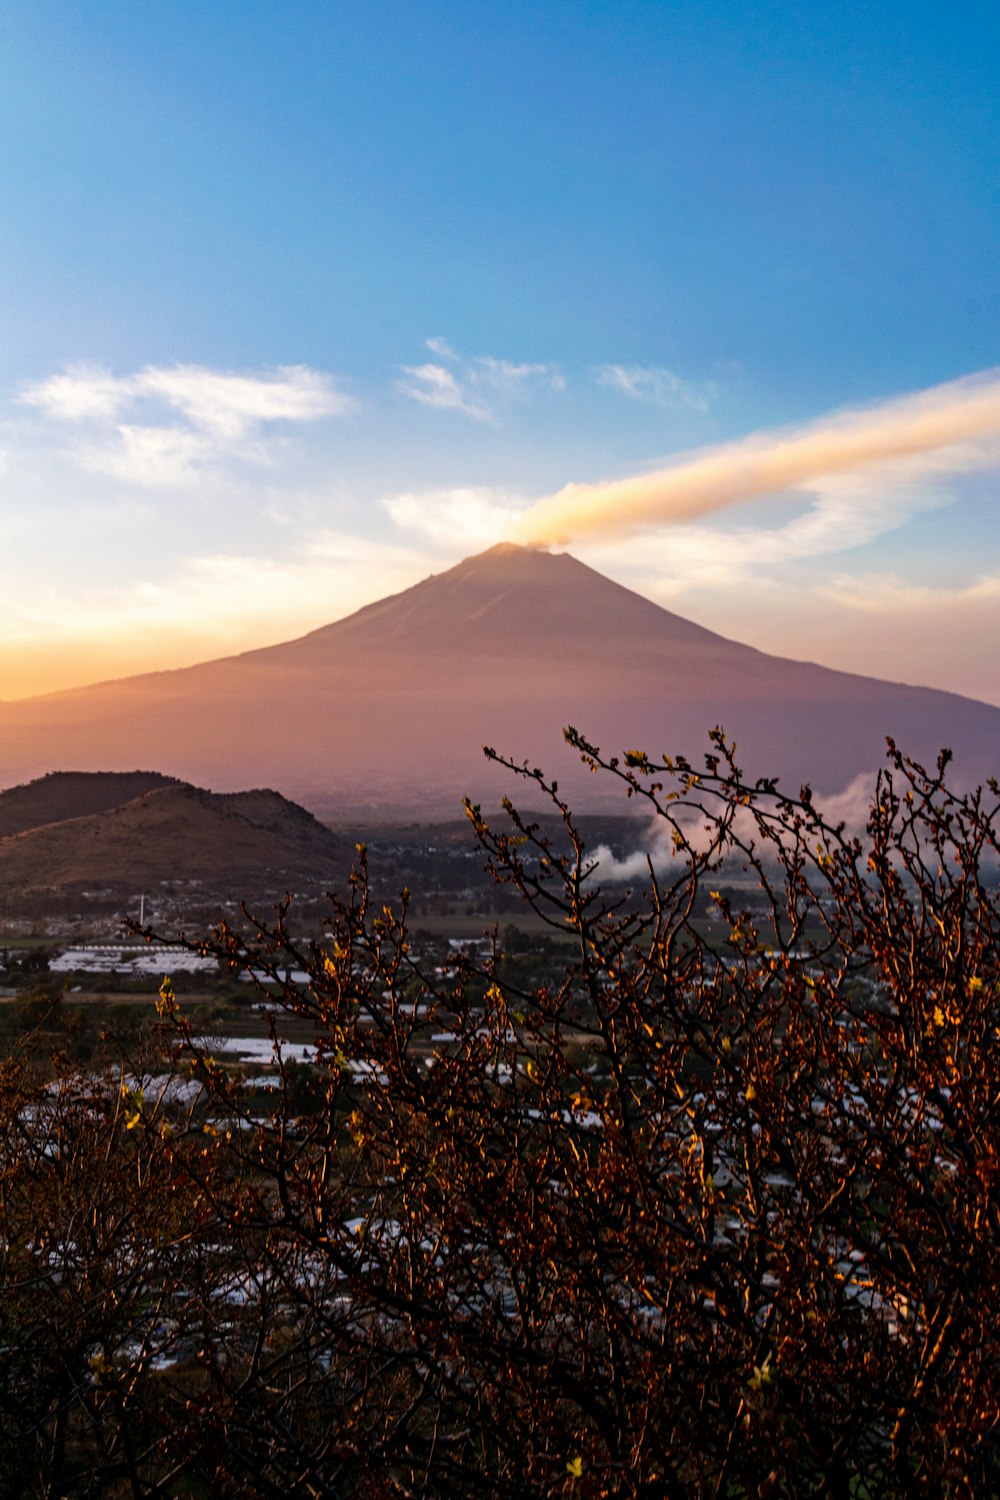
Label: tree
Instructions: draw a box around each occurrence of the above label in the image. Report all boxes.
[3,729,1000,1496]
[0,1035,247,1495]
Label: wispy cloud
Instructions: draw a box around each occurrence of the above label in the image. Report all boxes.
[397,362,492,420]
[563,511,1000,708]
[75,424,213,488]
[813,571,1000,703]
[135,364,350,438]
[596,363,716,412]
[581,470,945,597]
[384,485,527,549]
[825,570,1000,614]
[397,338,563,422]
[517,369,1000,544]
[18,363,133,422]
[7,354,1000,711]
[17,361,355,486]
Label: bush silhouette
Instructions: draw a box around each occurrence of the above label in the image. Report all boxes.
[3,730,999,1497]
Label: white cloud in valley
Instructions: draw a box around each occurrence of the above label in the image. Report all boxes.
[586,765,881,886]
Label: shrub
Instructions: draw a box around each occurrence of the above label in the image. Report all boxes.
[4,731,999,1496]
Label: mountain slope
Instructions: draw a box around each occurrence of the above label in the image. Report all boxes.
[0,776,343,891]
[0,770,181,839]
[0,544,997,813]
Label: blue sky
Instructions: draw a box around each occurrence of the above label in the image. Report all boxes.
[2,0,1000,701]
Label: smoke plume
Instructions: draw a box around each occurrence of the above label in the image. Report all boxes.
[585,772,894,884]
[516,370,1000,544]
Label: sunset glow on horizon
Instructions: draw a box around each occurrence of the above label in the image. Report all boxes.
[3,2,1000,707]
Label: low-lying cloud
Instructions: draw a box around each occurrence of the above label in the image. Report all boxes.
[516,369,1000,544]
[587,771,881,884]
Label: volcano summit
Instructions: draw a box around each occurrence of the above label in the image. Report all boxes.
[1,544,997,817]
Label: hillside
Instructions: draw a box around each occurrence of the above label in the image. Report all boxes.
[0,775,343,893]
[0,544,997,814]
[0,770,181,839]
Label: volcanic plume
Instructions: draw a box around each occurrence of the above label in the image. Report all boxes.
[516,369,1000,544]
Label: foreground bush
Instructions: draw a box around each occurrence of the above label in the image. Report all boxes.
[2,731,998,1497]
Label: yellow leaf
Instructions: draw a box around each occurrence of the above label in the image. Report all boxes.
[749,1352,774,1393]
[157,977,178,1016]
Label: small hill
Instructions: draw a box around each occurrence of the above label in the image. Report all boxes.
[0,770,181,839]
[0,778,343,894]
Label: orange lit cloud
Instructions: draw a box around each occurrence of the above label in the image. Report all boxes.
[516,370,1000,544]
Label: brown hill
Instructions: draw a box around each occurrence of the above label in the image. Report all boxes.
[0,543,998,814]
[0,777,343,893]
[0,769,181,838]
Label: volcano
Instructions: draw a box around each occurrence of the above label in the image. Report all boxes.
[1,543,997,817]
